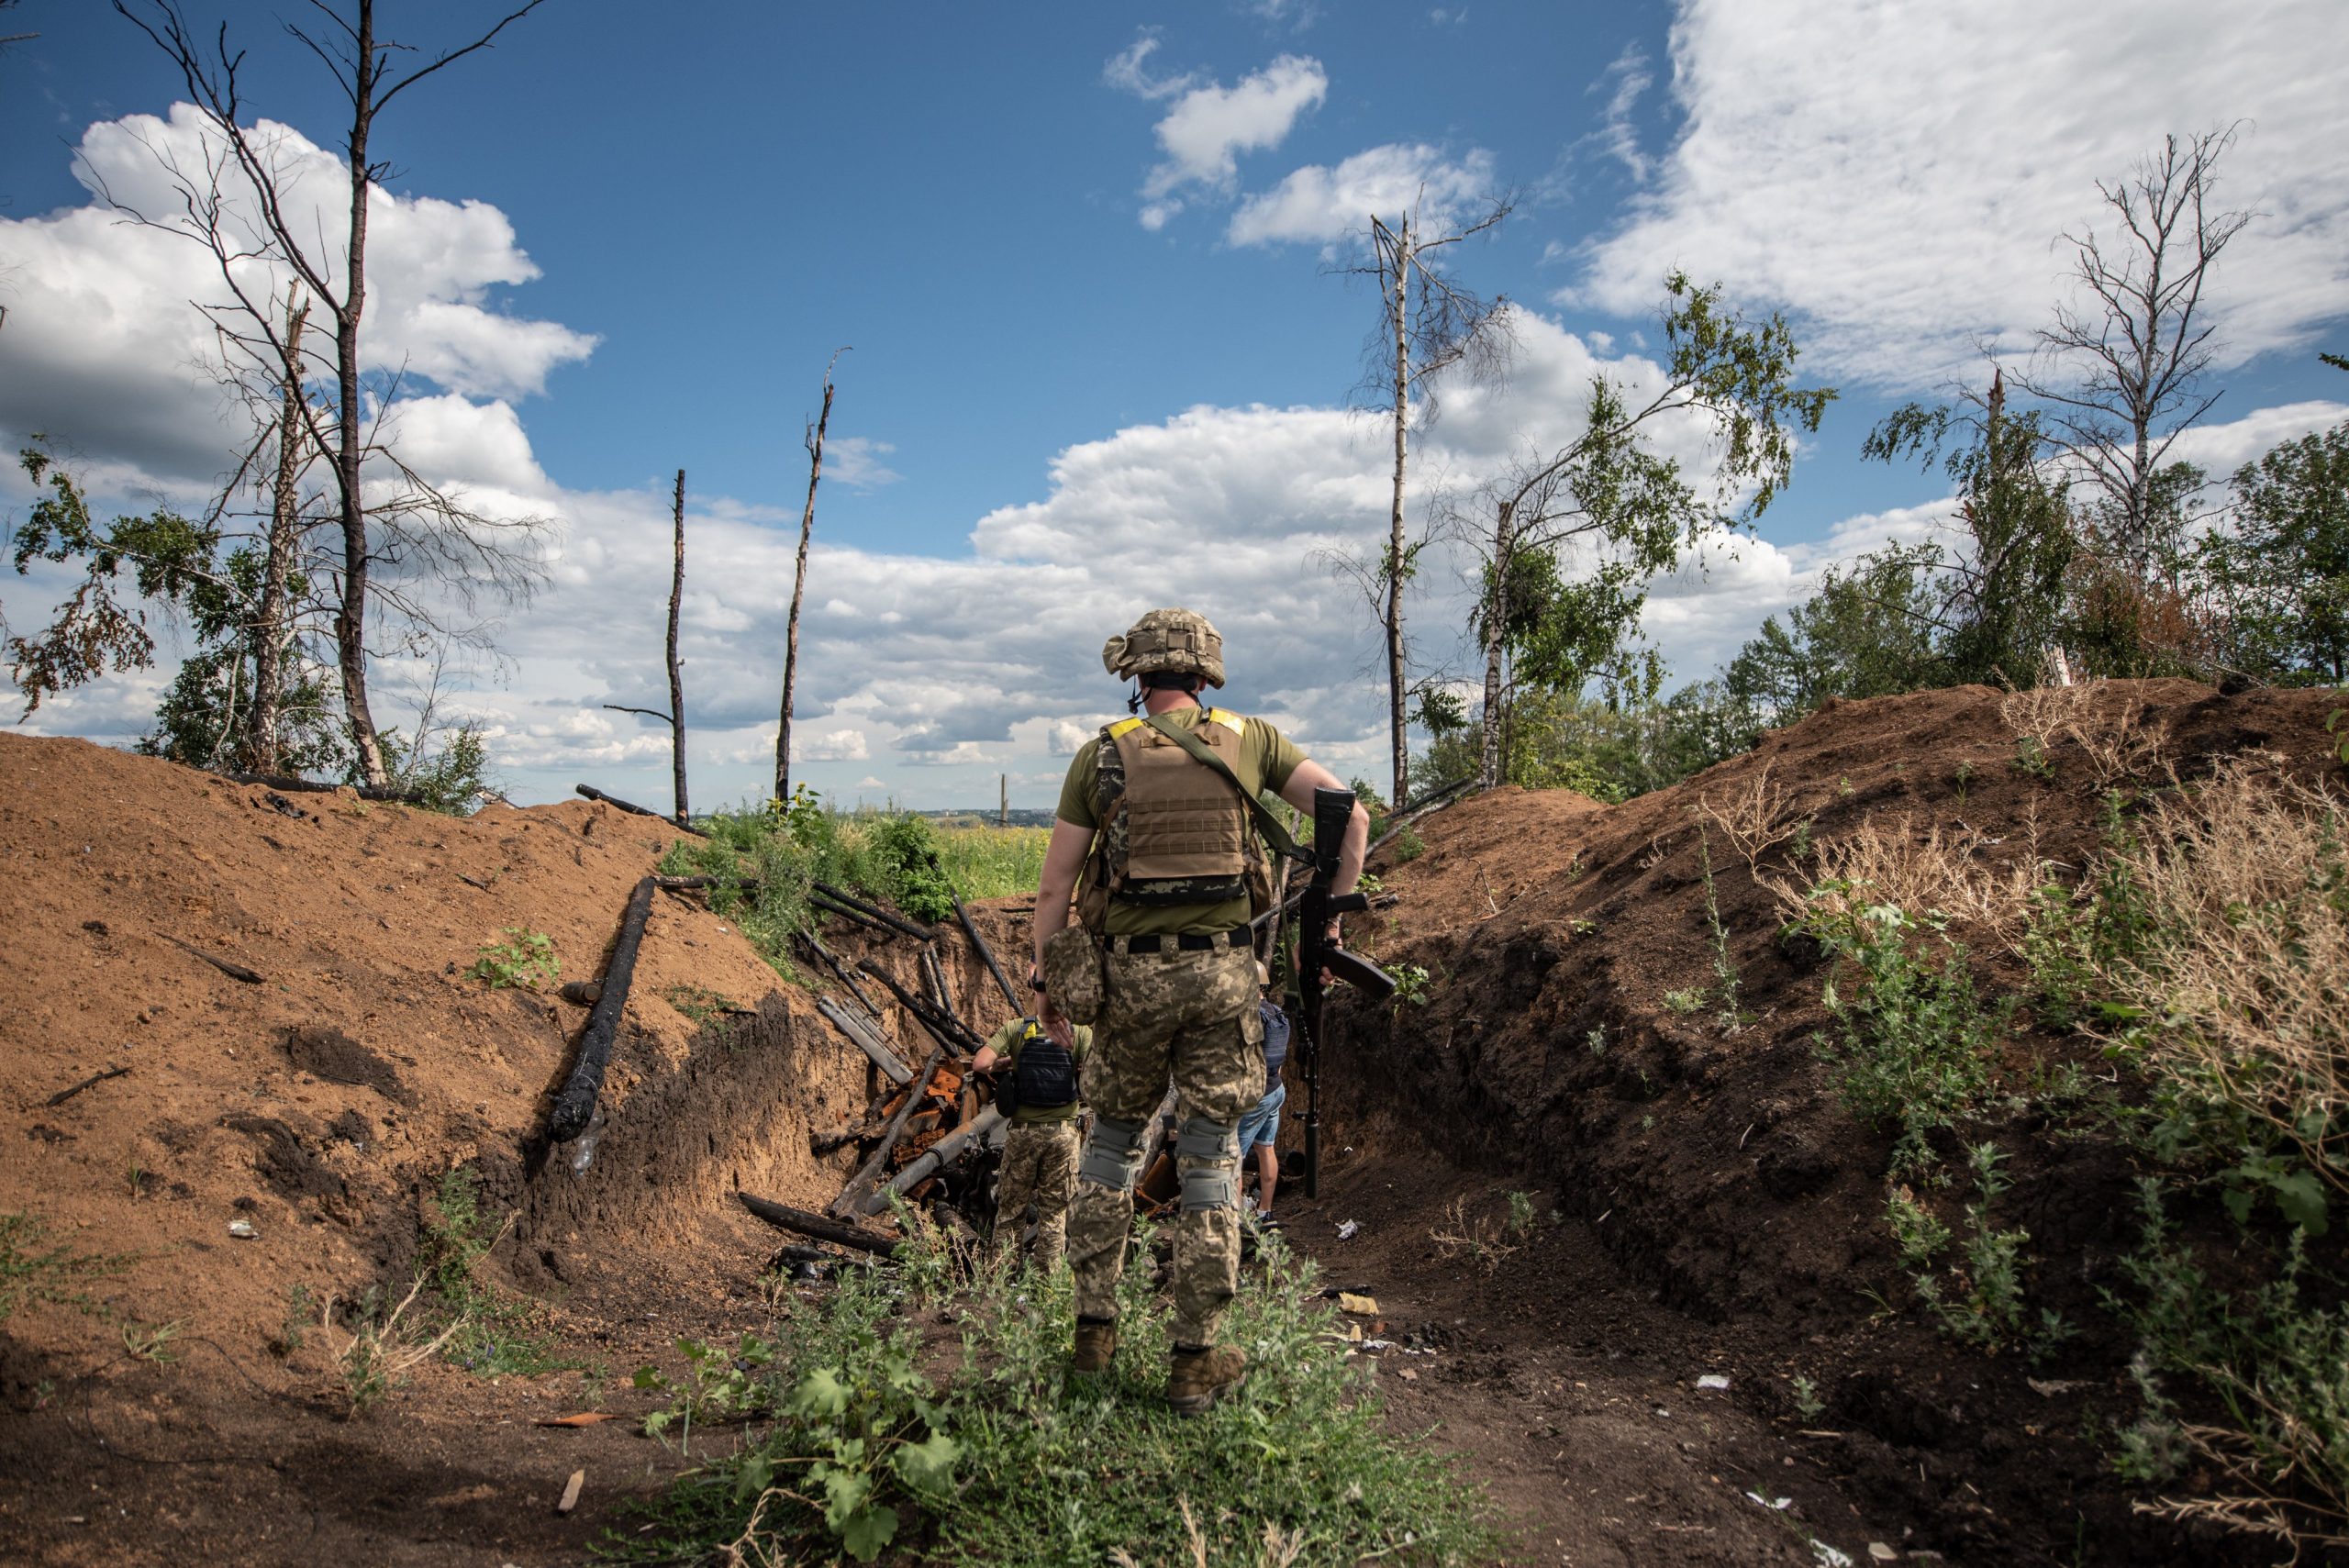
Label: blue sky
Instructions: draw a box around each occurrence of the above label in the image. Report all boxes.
[3,0,2345,810]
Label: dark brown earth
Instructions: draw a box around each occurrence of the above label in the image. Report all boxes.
[2,681,2344,1564]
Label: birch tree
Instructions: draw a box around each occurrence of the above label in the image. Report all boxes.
[1344,199,1512,809]
[1464,273,1833,788]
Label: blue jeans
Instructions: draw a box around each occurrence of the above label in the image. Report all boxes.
[1236,1080,1286,1151]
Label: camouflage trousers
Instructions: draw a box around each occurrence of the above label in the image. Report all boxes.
[994,1120,1079,1273]
[1066,941,1263,1347]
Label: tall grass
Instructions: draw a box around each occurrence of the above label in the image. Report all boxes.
[662,801,1050,979]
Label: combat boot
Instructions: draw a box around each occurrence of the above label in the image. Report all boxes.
[1166,1343,1247,1416]
[1072,1317,1118,1374]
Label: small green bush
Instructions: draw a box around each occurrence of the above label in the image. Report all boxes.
[467,928,558,990]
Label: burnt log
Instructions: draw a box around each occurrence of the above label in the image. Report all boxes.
[808,891,901,940]
[219,770,424,804]
[856,960,982,1056]
[796,927,883,1016]
[548,875,656,1142]
[574,784,708,838]
[807,881,933,941]
[737,1194,899,1256]
[161,935,265,984]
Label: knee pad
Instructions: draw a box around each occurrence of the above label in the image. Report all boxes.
[1077,1116,1148,1193]
[1175,1117,1239,1212]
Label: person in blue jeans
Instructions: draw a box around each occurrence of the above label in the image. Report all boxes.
[1238,964,1290,1219]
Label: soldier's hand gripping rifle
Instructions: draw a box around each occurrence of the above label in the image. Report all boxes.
[1295,784,1397,1198]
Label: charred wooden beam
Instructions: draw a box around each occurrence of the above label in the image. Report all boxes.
[161,934,265,984]
[737,1193,899,1256]
[925,859,1019,1018]
[574,784,709,838]
[856,959,982,1056]
[815,995,914,1085]
[796,927,884,1017]
[807,891,900,940]
[807,881,933,941]
[830,1043,945,1218]
[44,1065,129,1107]
[855,1106,1004,1216]
[548,875,656,1142]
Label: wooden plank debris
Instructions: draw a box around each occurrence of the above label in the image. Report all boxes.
[738,1193,900,1255]
[815,995,914,1085]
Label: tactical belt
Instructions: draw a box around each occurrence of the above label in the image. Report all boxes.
[1106,928,1252,955]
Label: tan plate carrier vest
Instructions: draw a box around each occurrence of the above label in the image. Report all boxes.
[1076,708,1272,930]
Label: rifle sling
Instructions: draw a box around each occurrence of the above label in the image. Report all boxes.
[1140,713,1311,864]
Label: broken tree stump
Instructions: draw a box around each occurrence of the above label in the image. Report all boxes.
[738,1193,900,1256]
[548,875,656,1141]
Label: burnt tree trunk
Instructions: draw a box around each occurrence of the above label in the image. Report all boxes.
[250,295,311,774]
[666,467,689,825]
[776,351,843,805]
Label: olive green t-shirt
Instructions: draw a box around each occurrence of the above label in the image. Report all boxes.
[985,1018,1092,1125]
[1053,705,1306,937]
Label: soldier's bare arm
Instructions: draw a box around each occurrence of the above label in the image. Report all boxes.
[1031,818,1092,1046]
[1275,758,1370,902]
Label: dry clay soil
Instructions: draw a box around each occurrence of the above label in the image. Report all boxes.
[1,680,2344,1567]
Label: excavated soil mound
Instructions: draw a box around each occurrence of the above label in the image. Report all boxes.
[1311,678,2349,1565]
[0,735,989,1564]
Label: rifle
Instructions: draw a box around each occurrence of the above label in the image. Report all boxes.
[1293,784,1396,1198]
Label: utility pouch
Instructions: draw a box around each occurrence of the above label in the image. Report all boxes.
[1041,924,1107,1026]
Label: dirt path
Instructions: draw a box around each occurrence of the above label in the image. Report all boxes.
[1279,1154,1924,1568]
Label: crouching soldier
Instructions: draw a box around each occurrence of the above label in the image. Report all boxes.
[973,1007,1091,1273]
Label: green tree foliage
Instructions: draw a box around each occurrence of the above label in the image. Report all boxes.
[1467,274,1834,786]
[2198,422,2349,684]
[7,447,221,715]
[1722,548,1942,730]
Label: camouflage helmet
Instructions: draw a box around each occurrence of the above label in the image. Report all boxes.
[1102,606,1225,688]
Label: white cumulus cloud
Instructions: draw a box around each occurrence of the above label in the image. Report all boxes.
[1229,144,1497,247]
[1575,0,2349,388]
[1128,54,1328,219]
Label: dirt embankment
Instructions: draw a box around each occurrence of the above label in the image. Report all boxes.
[1311,679,2349,1565]
[0,734,1008,1564]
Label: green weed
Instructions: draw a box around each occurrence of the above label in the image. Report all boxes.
[1789,1374,1826,1423]
[420,1166,574,1377]
[1798,892,2013,1174]
[1505,1190,1537,1239]
[0,1212,131,1324]
[1663,986,1708,1016]
[467,927,558,990]
[662,983,741,1029]
[608,1221,1495,1567]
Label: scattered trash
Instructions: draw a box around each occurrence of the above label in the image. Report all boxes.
[1336,1292,1380,1315]
[1361,1339,1397,1351]
[1811,1544,1854,1568]
[227,1219,258,1240]
[2026,1377,2087,1397]
[1697,1373,1731,1390]
[1335,1219,1360,1240]
[1744,1492,1793,1511]
[1868,1545,1898,1562]
[556,1468,585,1515]
[536,1413,620,1429]
[1397,1368,1418,1381]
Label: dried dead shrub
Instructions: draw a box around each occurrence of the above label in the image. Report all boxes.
[2091,758,2349,1196]
[1429,1195,1518,1275]
[1698,760,1797,878]
[1999,682,2175,789]
[1773,816,2041,944]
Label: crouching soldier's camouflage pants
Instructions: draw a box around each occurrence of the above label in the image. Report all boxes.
[995,1121,1080,1273]
[1065,941,1262,1347]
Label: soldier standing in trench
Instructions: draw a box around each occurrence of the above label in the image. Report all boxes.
[1030,607,1369,1414]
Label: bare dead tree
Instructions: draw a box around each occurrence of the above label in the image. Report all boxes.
[1340,196,1513,808]
[117,0,550,785]
[776,350,846,806]
[665,469,688,825]
[249,292,314,771]
[597,469,690,823]
[2013,128,2252,575]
